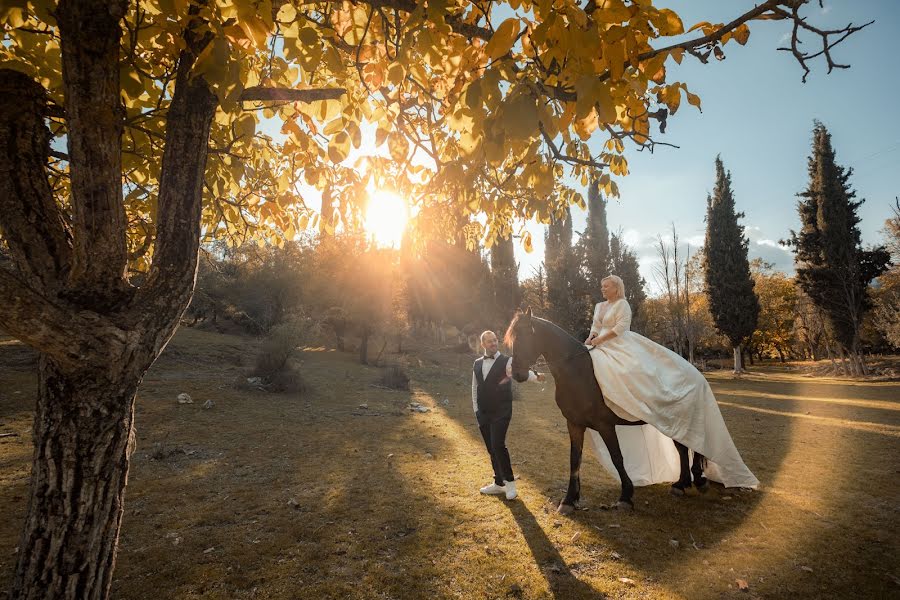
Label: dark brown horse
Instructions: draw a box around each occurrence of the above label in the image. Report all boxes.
[504,308,708,513]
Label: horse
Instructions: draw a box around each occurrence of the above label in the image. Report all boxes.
[504,308,708,513]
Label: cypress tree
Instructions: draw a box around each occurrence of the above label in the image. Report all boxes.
[789,122,890,374]
[703,156,760,372]
[609,230,647,322]
[545,206,580,332]
[583,178,610,294]
[490,234,520,323]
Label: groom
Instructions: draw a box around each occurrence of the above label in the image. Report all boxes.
[472,330,544,500]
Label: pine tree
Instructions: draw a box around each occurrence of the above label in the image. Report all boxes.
[583,178,610,293]
[789,122,890,374]
[703,156,760,372]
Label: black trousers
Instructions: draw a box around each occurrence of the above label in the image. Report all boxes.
[477,411,513,486]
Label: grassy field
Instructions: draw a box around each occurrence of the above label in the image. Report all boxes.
[1,328,898,599]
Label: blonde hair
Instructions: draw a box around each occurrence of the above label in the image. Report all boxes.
[602,275,625,299]
[480,330,497,344]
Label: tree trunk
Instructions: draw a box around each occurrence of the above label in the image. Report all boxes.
[373,338,388,366]
[733,344,743,374]
[777,347,786,363]
[12,358,139,599]
[359,328,369,364]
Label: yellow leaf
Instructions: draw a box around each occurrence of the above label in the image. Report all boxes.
[733,24,750,45]
[687,21,712,34]
[659,9,684,35]
[484,18,520,60]
[235,113,256,138]
[328,131,350,163]
[387,62,406,86]
[500,93,538,140]
[375,126,389,147]
[387,132,409,162]
[522,231,533,253]
[323,118,344,136]
[604,40,626,81]
[686,91,701,110]
[277,3,296,23]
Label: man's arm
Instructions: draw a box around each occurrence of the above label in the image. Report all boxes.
[471,371,478,413]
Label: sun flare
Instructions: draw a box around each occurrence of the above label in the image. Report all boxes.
[364,190,409,248]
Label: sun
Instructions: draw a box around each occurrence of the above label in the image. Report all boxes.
[364,190,409,248]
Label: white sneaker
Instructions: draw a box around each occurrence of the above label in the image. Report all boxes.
[480,482,506,495]
[504,480,517,500]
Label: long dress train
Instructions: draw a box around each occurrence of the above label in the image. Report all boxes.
[585,299,759,489]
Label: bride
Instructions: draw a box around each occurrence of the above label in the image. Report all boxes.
[584,275,759,489]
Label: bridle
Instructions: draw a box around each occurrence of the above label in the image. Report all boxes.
[515,320,590,376]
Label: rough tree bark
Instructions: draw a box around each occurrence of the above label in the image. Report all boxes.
[0,1,217,597]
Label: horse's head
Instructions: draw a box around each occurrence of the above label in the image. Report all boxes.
[504,307,539,382]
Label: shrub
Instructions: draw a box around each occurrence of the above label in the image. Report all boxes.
[378,364,410,390]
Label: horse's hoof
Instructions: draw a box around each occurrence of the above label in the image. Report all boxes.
[615,500,634,511]
[695,480,710,494]
[557,503,576,516]
[670,485,686,498]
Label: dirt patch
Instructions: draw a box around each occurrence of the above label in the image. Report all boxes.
[1,331,898,599]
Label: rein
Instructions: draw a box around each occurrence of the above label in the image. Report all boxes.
[525,320,591,373]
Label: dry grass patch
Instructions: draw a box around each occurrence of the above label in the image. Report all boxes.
[0,331,898,599]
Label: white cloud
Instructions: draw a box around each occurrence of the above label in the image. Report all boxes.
[684,234,705,248]
[756,239,791,253]
[622,228,643,248]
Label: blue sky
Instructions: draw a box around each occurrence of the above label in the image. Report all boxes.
[514,0,900,291]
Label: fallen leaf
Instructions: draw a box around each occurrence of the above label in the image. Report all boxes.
[611,551,622,560]
[618,577,636,586]
[801,566,814,573]
[736,578,749,591]
[571,532,581,543]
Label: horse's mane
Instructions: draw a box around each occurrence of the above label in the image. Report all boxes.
[504,313,584,351]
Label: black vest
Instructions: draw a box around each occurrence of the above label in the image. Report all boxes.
[474,354,513,415]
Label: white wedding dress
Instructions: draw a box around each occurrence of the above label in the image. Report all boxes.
[585,299,759,489]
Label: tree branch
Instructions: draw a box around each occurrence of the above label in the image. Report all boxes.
[0,69,73,293]
[0,267,127,372]
[131,12,218,354]
[56,0,130,295]
[239,86,346,103]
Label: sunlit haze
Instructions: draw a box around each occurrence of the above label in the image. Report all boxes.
[365,190,408,248]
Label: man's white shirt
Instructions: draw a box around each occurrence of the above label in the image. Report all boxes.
[471,351,538,413]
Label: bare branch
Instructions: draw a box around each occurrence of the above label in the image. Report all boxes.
[239,86,346,103]
[771,4,874,82]
[539,123,608,170]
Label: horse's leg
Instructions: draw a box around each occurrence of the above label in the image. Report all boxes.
[558,421,586,515]
[671,440,692,496]
[692,451,709,493]
[597,425,634,509]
